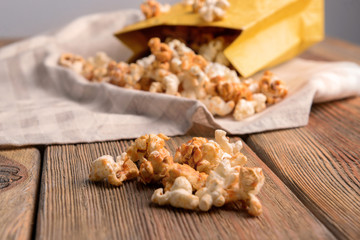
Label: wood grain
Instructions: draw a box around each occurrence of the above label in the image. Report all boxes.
[0,148,41,240]
[36,139,334,240]
[246,97,360,239]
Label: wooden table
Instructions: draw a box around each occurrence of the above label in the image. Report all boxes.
[1,38,359,240]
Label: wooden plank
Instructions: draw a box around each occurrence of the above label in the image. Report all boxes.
[36,139,334,240]
[0,148,41,239]
[300,38,360,64]
[246,97,360,239]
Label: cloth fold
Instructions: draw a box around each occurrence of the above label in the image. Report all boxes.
[0,10,359,146]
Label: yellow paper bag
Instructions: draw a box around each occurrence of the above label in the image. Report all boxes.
[115,0,324,77]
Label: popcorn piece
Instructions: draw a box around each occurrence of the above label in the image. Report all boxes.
[175,137,208,163]
[126,133,170,163]
[136,54,156,69]
[179,52,208,71]
[195,157,265,216]
[195,158,238,211]
[59,53,84,74]
[141,0,161,19]
[125,63,144,86]
[149,37,173,63]
[170,57,183,74]
[205,62,240,84]
[252,93,267,113]
[88,52,111,69]
[215,130,240,154]
[226,167,265,216]
[152,176,199,210]
[174,136,226,174]
[198,37,229,66]
[160,3,171,13]
[122,133,173,184]
[244,78,260,93]
[198,37,223,62]
[162,163,208,191]
[217,80,253,103]
[233,99,255,121]
[108,62,130,87]
[259,71,288,104]
[182,0,195,6]
[89,154,139,186]
[164,73,180,95]
[201,96,235,117]
[139,150,174,184]
[214,129,247,167]
[167,39,194,58]
[117,153,140,180]
[231,94,266,121]
[192,0,206,12]
[198,0,230,22]
[180,65,209,99]
[149,81,163,93]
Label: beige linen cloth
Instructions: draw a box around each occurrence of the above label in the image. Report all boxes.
[1,10,360,146]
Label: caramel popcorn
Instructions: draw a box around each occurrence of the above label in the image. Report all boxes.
[259,71,288,104]
[174,137,222,174]
[59,53,84,74]
[149,37,173,63]
[88,130,265,216]
[123,133,173,184]
[126,133,170,162]
[89,154,139,186]
[195,157,265,216]
[162,163,208,191]
[59,37,287,121]
[174,130,247,174]
[139,149,174,184]
[141,0,170,19]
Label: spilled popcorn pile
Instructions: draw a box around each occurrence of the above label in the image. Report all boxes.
[59,37,288,121]
[89,130,265,216]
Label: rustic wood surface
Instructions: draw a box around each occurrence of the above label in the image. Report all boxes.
[246,39,360,239]
[36,139,334,240]
[246,97,360,239]
[300,38,360,64]
[0,148,41,240]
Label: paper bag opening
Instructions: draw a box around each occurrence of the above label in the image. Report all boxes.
[115,0,324,77]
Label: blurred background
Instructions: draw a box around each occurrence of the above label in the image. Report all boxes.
[0,0,359,45]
